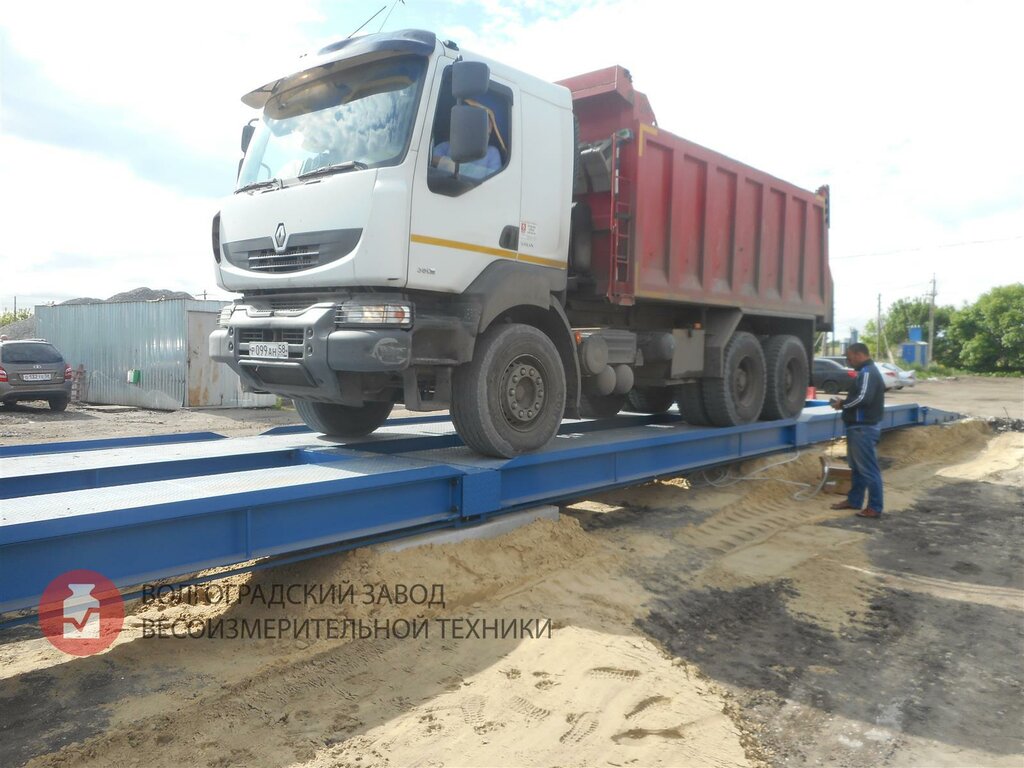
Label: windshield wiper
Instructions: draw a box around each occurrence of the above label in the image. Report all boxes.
[235,178,283,194]
[298,161,369,181]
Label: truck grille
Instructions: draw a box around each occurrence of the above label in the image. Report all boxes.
[238,328,306,354]
[267,298,316,313]
[247,246,319,273]
[238,329,265,344]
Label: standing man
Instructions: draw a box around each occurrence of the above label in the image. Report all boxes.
[829,342,885,518]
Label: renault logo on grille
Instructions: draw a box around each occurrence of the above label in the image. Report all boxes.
[274,223,287,251]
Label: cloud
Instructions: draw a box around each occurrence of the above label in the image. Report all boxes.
[1,0,327,162]
[0,135,226,305]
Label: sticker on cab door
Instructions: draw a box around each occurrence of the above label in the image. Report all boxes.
[519,220,537,250]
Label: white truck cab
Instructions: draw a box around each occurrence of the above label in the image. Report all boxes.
[211,30,578,456]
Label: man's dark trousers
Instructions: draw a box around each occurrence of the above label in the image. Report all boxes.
[846,424,883,513]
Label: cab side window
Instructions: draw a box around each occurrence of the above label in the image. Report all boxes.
[427,66,512,196]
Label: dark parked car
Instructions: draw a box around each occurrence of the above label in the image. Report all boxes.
[812,357,857,394]
[0,339,73,410]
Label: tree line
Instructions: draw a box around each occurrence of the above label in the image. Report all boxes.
[863,283,1023,373]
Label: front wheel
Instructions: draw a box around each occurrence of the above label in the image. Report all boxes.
[294,399,393,438]
[451,323,566,458]
[675,381,712,426]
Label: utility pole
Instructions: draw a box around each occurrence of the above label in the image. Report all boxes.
[877,293,882,357]
[927,274,937,367]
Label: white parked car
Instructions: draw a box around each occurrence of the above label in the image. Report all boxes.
[873,362,900,390]
[879,362,916,389]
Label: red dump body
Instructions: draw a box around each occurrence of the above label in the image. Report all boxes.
[560,66,832,329]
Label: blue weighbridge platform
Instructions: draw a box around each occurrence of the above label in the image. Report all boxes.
[0,402,957,616]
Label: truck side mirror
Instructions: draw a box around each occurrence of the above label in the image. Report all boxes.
[452,61,490,100]
[241,120,256,153]
[449,104,489,163]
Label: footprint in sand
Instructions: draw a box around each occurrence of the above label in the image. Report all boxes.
[611,724,689,744]
[508,695,551,722]
[586,666,641,681]
[625,695,671,720]
[560,712,599,744]
[460,695,487,725]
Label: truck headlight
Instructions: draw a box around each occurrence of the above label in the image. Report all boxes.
[218,305,235,327]
[335,302,413,328]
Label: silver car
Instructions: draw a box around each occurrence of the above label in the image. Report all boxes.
[879,362,916,389]
[0,339,73,410]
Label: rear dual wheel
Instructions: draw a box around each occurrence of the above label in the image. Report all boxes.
[701,331,766,426]
[760,334,809,420]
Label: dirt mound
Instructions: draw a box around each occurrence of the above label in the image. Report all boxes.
[105,288,194,303]
[58,288,195,305]
[57,297,105,305]
[0,315,38,340]
[137,514,602,632]
[878,418,990,468]
[16,516,752,768]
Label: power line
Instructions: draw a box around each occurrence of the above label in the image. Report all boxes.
[832,234,1023,260]
[347,5,386,38]
[379,0,405,32]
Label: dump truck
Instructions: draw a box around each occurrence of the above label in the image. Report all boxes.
[210,29,832,457]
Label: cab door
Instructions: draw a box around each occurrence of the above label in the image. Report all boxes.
[408,62,521,293]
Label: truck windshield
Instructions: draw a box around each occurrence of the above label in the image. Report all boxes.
[237,55,427,190]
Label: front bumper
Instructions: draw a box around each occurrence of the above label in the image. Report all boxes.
[210,303,411,400]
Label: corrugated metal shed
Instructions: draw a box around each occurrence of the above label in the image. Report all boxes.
[36,300,275,409]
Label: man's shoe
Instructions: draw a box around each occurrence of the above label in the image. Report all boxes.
[830,501,860,510]
[856,508,882,519]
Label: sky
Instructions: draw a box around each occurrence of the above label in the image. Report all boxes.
[1,0,1021,339]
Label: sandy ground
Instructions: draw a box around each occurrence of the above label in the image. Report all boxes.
[0,380,1022,767]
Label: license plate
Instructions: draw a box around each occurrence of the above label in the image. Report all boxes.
[22,373,51,381]
[248,342,290,359]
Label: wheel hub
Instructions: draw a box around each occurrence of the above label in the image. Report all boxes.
[501,357,546,428]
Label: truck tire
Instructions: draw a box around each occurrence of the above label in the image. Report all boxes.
[625,386,676,414]
[451,323,566,458]
[675,382,712,426]
[760,334,808,420]
[701,331,766,426]
[294,399,393,438]
[579,392,626,418]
